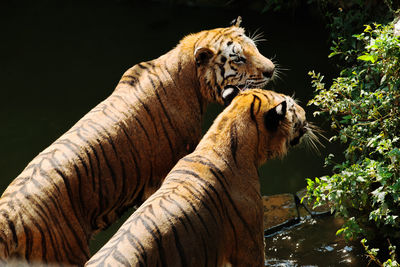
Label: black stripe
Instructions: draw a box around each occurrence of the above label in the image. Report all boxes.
[250,95,261,122]
[225,73,237,79]
[146,77,176,161]
[163,64,178,88]
[18,213,33,261]
[149,72,167,95]
[169,169,222,222]
[162,197,193,233]
[209,31,225,46]
[178,180,222,224]
[148,75,175,133]
[177,59,182,74]
[125,232,148,266]
[157,111,175,162]
[91,121,120,157]
[87,142,106,227]
[207,170,258,246]
[139,215,167,266]
[2,211,17,247]
[48,149,85,222]
[84,147,97,197]
[171,191,211,237]
[93,114,132,216]
[119,75,139,86]
[29,188,83,262]
[20,193,61,262]
[113,250,130,266]
[194,31,210,48]
[92,134,118,190]
[230,123,238,165]
[73,126,99,196]
[131,85,159,136]
[144,61,155,68]
[55,139,90,177]
[170,169,224,207]
[182,155,231,183]
[118,122,142,201]
[171,166,258,245]
[107,94,153,143]
[163,61,202,116]
[72,163,86,216]
[219,64,225,81]
[137,63,147,70]
[47,163,89,258]
[250,95,261,155]
[89,140,117,225]
[159,200,188,267]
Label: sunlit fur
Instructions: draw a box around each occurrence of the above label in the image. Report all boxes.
[85,89,310,267]
[0,21,275,265]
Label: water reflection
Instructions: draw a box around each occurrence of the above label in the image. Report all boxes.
[264,216,369,266]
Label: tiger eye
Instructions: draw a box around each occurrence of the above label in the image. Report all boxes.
[221,56,227,63]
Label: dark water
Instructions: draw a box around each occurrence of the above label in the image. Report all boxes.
[1,0,342,261]
[264,216,370,266]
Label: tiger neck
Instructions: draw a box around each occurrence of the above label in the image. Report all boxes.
[163,45,208,111]
[116,44,208,113]
[195,110,261,182]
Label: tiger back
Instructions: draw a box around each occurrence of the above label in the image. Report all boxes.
[84,89,313,267]
[0,18,275,265]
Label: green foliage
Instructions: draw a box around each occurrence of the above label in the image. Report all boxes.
[307,0,397,41]
[362,238,399,266]
[307,24,400,264]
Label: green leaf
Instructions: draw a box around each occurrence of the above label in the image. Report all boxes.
[336,228,345,236]
[357,54,376,63]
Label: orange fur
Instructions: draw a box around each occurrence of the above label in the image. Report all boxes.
[85,89,309,267]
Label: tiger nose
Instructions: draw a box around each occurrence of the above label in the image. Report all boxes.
[263,67,275,79]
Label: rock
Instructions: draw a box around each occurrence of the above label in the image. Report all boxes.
[263,194,300,235]
[263,190,335,236]
[296,188,333,217]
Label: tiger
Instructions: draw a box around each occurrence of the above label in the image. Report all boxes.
[0,17,275,265]
[84,88,316,267]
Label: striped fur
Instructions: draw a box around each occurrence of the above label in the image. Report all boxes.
[85,89,310,267]
[0,20,275,265]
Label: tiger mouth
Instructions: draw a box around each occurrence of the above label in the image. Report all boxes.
[238,79,270,91]
[290,134,303,146]
[289,124,307,147]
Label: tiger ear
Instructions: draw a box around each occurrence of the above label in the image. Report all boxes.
[194,47,215,66]
[264,100,287,131]
[221,85,240,107]
[230,16,242,27]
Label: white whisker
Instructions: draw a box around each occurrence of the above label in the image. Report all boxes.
[301,123,326,154]
[248,28,266,45]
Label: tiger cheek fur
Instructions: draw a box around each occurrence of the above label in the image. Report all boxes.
[85,89,310,267]
[0,20,276,265]
[194,24,275,104]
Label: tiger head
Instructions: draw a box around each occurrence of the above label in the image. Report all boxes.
[218,87,317,166]
[183,17,275,105]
